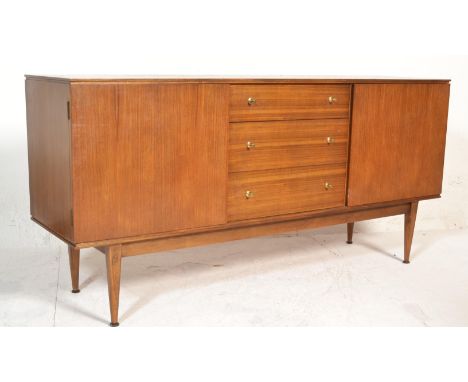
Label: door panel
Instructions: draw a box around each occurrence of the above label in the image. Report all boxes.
[71,83,229,243]
[348,84,450,206]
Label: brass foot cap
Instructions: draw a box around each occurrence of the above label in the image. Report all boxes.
[403,260,410,264]
[71,289,80,293]
[346,241,353,244]
[110,322,120,327]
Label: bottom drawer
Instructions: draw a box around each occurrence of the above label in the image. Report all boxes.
[228,164,346,221]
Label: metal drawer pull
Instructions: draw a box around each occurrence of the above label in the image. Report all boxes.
[246,141,256,149]
[328,96,337,104]
[324,182,333,190]
[247,97,256,106]
[245,190,254,199]
[326,137,335,144]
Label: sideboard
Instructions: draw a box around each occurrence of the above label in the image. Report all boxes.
[25,76,450,326]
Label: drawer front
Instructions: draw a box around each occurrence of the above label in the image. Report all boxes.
[229,119,349,172]
[228,165,346,221]
[230,85,350,122]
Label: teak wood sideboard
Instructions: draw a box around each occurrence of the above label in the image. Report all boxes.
[25,76,450,326]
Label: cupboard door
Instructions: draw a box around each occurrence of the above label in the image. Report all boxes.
[71,83,229,243]
[348,84,449,206]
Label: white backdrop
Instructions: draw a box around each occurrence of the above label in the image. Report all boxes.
[1,0,468,380]
[1,1,467,251]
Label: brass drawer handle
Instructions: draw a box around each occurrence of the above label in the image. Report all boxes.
[246,141,256,149]
[326,137,335,144]
[247,97,256,106]
[245,190,254,199]
[328,96,337,104]
[324,182,333,190]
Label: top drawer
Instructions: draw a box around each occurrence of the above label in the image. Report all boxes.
[230,85,350,122]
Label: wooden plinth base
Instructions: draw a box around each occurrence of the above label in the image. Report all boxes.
[67,200,419,326]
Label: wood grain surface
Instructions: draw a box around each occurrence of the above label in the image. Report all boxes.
[25,75,451,84]
[25,79,74,241]
[105,245,122,325]
[230,85,350,122]
[122,203,410,257]
[348,84,450,206]
[229,119,349,172]
[71,83,229,243]
[228,164,346,221]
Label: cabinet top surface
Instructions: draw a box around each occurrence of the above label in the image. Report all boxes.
[25,74,450,84]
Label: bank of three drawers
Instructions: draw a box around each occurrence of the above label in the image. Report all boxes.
[227,84,351,221]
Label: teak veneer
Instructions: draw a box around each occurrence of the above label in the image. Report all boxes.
[25,76,450,326]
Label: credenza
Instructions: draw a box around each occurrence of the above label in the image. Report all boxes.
[25,76,450,326]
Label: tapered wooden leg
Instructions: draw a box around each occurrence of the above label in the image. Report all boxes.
[346,222,354,244]
[68,245,80,293]
[106,245,122,327]
[404,201,418,264]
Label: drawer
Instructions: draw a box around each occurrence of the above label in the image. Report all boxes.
[230,85,350,122]
[229,119,349,172]
[228,165,346,221]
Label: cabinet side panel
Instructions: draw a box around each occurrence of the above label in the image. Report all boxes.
[71,83,229,243]
[348,84,450,206]
[25,79,73,241]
